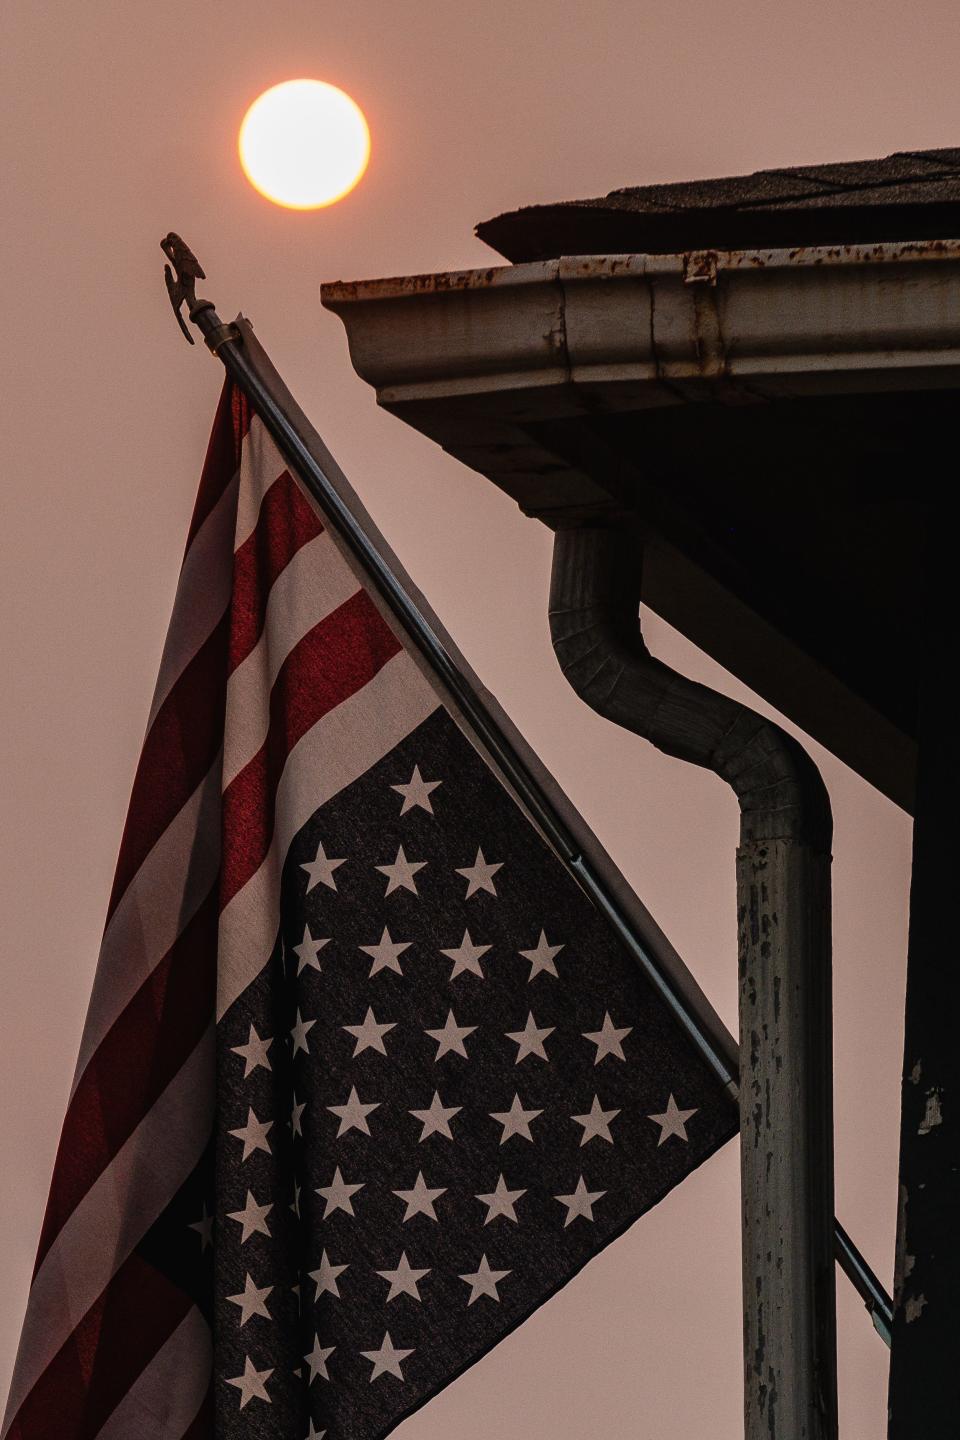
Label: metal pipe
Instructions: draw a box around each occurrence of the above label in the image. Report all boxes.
[549,527,838,1440]
[160,232,892,1349]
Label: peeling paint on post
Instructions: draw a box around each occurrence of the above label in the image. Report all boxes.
[738,838,836,1439]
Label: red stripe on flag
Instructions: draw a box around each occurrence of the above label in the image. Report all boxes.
[179,1385,213,1440]
[228,470,323,674]
[220,589,402,910]
[4,1253,195,1440]
[183,381,251,554]
[106,613,230,922]
[33,886,218,1272]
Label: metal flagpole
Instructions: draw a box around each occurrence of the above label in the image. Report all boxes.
[159,232,894,1348]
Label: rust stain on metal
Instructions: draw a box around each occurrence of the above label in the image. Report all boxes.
[905,1293,928,1323]
[322,266,505,303]
[564,255,639,278]
[680,250,729,379]
[323,233,960,315]
[683,249,719,285]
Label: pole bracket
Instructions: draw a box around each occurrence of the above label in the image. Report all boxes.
[203,322,241,355]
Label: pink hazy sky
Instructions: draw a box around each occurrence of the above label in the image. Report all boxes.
[5,0,951,1432]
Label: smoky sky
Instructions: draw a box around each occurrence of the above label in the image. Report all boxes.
[3,0,937,1431]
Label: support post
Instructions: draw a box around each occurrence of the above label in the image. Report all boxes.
[549,527,838,1440]
[887,518,960,1436]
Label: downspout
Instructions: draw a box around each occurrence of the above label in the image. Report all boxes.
[549,527,838,1440]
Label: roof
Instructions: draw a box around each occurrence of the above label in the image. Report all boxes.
[476,147,960,261]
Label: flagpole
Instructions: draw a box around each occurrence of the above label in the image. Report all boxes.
[160,232,893,1347]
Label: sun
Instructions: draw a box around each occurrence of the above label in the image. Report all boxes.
[238,79,370,210]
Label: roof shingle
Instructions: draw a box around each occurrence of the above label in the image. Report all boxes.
[476,148,960,261]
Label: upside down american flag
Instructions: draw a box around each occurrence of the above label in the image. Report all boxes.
[3,360,737,1440]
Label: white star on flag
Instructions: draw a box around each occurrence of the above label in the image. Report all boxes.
[439,928,491,980]
[409,1091,462,1141]
[230,1022,273,1078]
[376,1252,431,1303]
[315,1166,364,1219]
[459,1255,511,1305]
[582,1011,632,1064]
[393,1171,446,1222]
[360,1331,414,1382]
[290,1008,316,1057]
[424,1009,477,1060]
[293,924,329,975]
[227,1190,272,1244]
[327,1085,381,1137]
[359,927,412,977]
[571,1096,620,1145]
[518,930,564,980]
[188,1202,213,1252]
[300,841,346,892]
[309,1250,348,1300]
[226,1272,273,1327]
[391,765,442,815]
[648,1094,698,1144]
[303,1336,335,1384]
[225,1355,273,1409]
[375,845,427,896]
[489,1094,543,1144]
[505,1011,554,1063]
[342,1005,397,1056]
[290,1092,306,1138]
[228,1106,273,1162]
[475,1175,526,1224]
[455,847,503,898]
[555,1176,606,1227]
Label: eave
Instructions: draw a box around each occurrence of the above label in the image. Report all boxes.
[321,238,960,810]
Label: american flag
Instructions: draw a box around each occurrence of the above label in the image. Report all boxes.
[3,379,736,1440]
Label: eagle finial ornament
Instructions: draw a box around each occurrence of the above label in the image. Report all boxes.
[160,233,208,343]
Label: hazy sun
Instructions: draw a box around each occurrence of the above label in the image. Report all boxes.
[239,80,370,209]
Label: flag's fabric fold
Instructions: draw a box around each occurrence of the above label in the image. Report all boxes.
[3,377,736,1440]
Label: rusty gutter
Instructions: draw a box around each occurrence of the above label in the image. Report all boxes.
[322,237,960,406]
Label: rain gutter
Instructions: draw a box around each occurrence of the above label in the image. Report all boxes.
[321,239,960,413]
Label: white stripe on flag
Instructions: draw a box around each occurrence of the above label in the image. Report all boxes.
[71,759,222,1093]
[146,474,240,731]
[233,417,288,551]
[2,1034,213,1436]
[217,651,440,1019]
[92,1305,211,1440]
[221,531,362,789]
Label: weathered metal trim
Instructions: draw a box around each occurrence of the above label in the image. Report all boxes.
[549,527,838,1440]
[322,238,960,405]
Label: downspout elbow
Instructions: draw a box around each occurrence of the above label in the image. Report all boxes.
[549,528,832,852]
